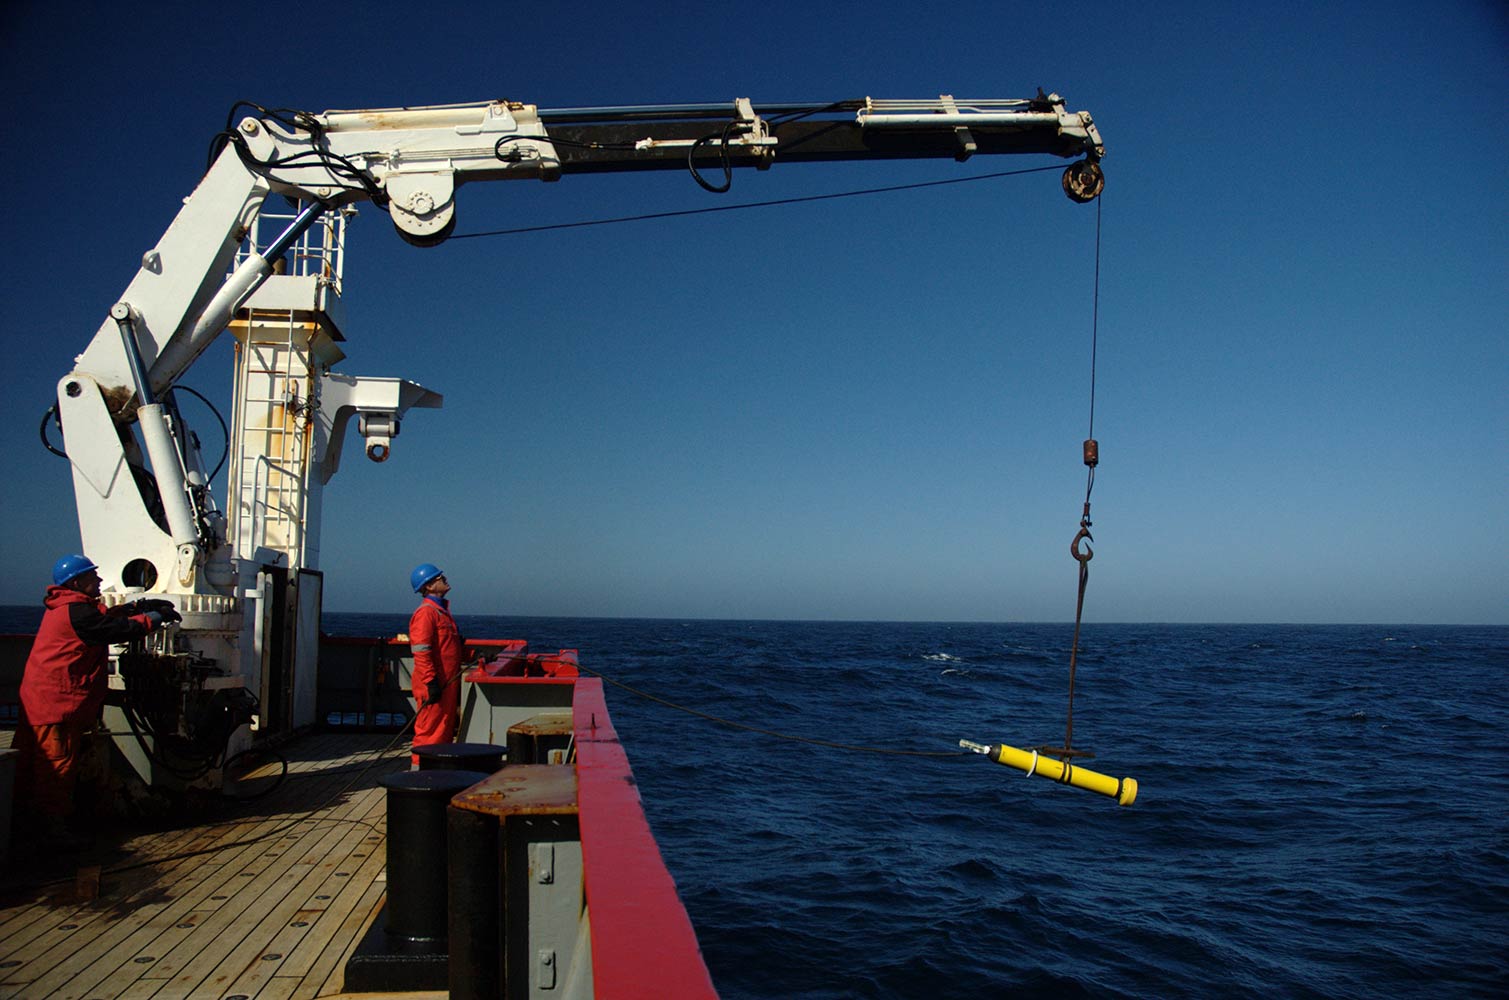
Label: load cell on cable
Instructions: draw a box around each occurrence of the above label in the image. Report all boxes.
[960,739,1138,806]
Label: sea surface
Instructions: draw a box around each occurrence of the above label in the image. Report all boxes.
[5,611,1507,997]
[328,616,1506,999]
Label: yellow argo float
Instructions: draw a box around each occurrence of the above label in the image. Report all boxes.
[960,739,1138,806]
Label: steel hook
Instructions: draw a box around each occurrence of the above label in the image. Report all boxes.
[1071,524,1094,563]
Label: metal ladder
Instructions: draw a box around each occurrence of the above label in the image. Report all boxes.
[226,204,347,568]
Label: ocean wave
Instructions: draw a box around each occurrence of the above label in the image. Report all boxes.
[304,615,1509,999]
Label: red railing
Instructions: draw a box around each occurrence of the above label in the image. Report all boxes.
[573,677,719,998]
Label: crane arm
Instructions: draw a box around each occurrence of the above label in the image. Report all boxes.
[69,91,1104,414]
[527,94,1102,171]
[310,92,1103,242]
[57,89,1104,596]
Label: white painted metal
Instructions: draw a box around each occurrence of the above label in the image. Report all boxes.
[132,409,191,541]
[861,112,1062,126]
[229,308,319,567]
[57,372,183,593]
[70,145,271,405]
[857,94,1104,156]
[55,126,444,785]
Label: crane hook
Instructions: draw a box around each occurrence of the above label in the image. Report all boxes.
[1071,438,1098,562]
[1071,520,1094,563]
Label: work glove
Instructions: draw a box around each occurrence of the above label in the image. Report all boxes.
[426,679,445,706]
[134,599,182,623]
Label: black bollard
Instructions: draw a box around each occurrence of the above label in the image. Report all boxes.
[415,741,507,774]
[448,804,502,1000]
[378,769,491,942]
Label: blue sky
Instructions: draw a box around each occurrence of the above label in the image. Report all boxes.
[0,1,1503,623]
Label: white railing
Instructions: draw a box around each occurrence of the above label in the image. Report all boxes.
[236,199,349,295]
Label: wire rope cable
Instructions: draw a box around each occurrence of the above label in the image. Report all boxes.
[1046,192,1105,758]
[579,665,970,758]
[450,164,1065,241]
[1089,193,1102,441]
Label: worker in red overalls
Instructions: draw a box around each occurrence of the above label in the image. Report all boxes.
[407,563,468,767]
[16,554,179,845]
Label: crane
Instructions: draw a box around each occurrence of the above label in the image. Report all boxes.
[44,91,1104,791]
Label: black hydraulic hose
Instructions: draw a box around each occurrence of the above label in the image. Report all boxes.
[687,121,748,194]
[39,404,66,457]
[211,101,386,205]
[221,746,290,801]
[116,651,236,781]
[120,700,217,781]
[168,384,231,481]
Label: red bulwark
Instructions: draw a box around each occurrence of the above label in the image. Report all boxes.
[573,678,719,998]
[473,641,581,678]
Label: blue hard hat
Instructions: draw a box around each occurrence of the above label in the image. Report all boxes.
[410,563,444,593]
[53,553,99,586]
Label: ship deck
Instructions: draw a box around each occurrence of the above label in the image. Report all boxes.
[0,730,413,1000]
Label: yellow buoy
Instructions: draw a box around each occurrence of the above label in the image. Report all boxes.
[960,739,1137,806]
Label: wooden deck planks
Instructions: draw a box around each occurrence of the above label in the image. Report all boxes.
[209,813,389,1000]
[12,812,295,999]
[0,732,407,1000]
[173,792,387,999]
[2,807,296,996]
[270,804,388,984]
[139,778,396,998]
[298,880,387,999]
[113,804,374,996]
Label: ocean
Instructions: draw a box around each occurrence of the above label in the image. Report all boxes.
[5,609,1506,997]
[324,615,1508,1000]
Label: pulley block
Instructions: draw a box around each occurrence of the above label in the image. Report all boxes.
[1062,159,1105,203]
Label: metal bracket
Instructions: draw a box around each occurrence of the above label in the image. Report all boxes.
[939,95,977,161]
[532,841,556,884]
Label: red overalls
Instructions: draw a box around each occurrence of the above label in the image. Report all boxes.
[408,595,465,766]
[17,586,154,818]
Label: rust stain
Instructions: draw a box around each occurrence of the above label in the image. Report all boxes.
[102,383,136,419]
